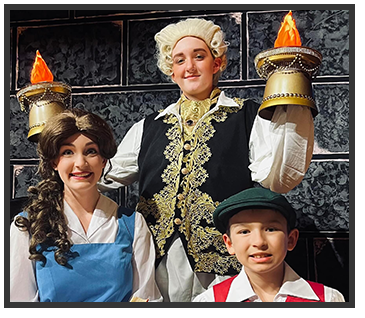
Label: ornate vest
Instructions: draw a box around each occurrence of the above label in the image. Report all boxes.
[137,95,259,275]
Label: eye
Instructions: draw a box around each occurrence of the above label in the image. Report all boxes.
[61,149,73,156]
[174,57,184,65]
[266,227,277,232]
[238,229,250,235]
[86,148,98,155]
[195,54,204,60]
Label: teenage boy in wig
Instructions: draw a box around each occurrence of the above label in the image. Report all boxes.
[100,18,315,301]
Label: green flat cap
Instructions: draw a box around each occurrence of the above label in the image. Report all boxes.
[213,187,296,233]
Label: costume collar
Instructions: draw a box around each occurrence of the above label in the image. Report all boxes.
[226,262,320,302]
[154,89,240,121]
[64,193,118,241]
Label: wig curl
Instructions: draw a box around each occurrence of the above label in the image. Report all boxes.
[155,18,229,85]
[15,108,117,266]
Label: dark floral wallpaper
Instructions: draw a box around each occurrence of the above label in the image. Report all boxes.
[10,8,350,301]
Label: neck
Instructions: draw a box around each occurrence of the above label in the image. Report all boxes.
[245,263,285,302]
[63,187,101,233]
[64,187,100,212]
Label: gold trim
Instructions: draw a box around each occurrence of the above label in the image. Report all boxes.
[138,97,245,274]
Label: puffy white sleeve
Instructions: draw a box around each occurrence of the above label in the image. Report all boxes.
[249,105,314,193]
[98,119,144,191]
[131,212,162,302]
[10,220,39,302]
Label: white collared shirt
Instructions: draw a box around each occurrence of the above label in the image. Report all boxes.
[193,262,345,302]
[10,194,162,302]
[99,91,314,194]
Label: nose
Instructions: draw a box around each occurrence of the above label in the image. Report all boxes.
[185,58,196,73]
[251,230,268,249]
[74,153,88,168]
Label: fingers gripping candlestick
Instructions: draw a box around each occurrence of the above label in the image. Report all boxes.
[16,51,72,142]
[254,11,322,120]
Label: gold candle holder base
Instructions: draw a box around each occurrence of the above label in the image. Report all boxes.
[254,46,322,120]
[17,81,72,142]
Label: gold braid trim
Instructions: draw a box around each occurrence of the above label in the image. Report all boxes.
[139,96,246,274]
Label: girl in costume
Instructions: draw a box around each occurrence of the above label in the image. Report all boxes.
[10,108,161,302]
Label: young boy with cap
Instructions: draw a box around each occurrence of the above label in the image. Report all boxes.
[193,187,345,302]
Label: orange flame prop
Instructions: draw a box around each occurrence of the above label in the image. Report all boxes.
[30,50,54,84]
[274,11,302,48]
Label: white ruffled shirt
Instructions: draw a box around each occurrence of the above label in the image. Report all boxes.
[99,91,314,194]
[97,91,315,302]
[10,194,162,302]
[193,262,345,302]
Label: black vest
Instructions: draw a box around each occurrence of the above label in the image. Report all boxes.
[137,97,259,275]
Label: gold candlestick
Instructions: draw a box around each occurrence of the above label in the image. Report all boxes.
[254,46,322,120]
[17,81,72,142]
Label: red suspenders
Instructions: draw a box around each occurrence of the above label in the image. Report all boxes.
[213,276,325,302]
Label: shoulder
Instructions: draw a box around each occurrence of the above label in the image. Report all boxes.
[99,194,118,212]
[10,213,31,242]
[324,285,346,302]
[218,90,260,109]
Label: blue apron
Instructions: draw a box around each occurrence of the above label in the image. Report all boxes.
[22,207,135,302]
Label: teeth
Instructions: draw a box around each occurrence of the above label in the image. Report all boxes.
[71,173,91,177]
[253,255,269,258]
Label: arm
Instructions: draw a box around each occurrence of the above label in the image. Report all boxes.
[10,220,39,302]
[98,119,144,191]
[130,212,162,302]
[249,105,314,193]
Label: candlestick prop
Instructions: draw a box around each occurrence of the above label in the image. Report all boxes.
[254,11,322,120]
[16,51,72,142]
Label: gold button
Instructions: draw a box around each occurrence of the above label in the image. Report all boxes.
[174,218,182,225]
[184,143,191,151]
[177,193,185,200]
[181,167,189,175]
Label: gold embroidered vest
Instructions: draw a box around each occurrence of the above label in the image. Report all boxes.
[137,91,259,275]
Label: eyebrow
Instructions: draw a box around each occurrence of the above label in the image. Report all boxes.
[60,141,97,147]
[231,219,284,227]
[172,48,208,58]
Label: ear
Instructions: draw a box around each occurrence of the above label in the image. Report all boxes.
[213,58,222,74]
[52,161,58,171]
[287,228,299,251]
[223,233,236,255]
[102,158,107,168]
[171,73,175,83]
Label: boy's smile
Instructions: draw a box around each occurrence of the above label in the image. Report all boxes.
[223,209,299,277]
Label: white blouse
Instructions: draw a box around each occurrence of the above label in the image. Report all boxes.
[10,194,162,302]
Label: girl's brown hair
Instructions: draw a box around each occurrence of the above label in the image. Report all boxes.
[15,108,117,266]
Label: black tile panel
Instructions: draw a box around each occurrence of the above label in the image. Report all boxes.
[10,96,38,159]
[286,160,349,231]
[10,10,69,23]
[313,83,349,153]
[72,89,181,144]
[13,165,39,198]
[313,237,349,301]
[247,10,349,79]
[128,13,242,85]
[17,22,122,88]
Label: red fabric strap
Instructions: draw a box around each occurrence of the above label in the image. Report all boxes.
[286,281,325,302]
[213,275,237,302]
[213,276,325,302]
